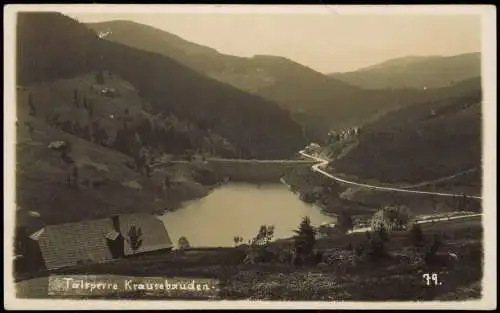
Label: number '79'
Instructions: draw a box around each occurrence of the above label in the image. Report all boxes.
[422,273,442,286]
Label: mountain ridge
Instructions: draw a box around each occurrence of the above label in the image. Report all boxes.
[329,52,481,90]
[87,20,434,139]
[333,55,443,74]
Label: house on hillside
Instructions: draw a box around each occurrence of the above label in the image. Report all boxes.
[101,87,118,98]
[305,142,321,155]
[22,214,173,271]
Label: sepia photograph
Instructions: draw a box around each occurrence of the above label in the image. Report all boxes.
[4,4,496,310]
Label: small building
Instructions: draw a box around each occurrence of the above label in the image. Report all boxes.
[316,222,342,239]
[25,213,173,271]
[101,87,117,98]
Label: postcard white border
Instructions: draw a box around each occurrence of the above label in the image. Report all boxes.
[3,4,497,310]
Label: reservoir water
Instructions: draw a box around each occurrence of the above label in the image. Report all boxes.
[159,183,336,248]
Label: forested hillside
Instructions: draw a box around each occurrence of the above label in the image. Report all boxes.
[17,12,307,160]
[332,78,482,184]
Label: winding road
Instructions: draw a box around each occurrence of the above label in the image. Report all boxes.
[152,151,481,200]
[298,150,482,200]
[298,149,483,233]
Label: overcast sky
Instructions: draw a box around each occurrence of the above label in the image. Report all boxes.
[69,11,481,73]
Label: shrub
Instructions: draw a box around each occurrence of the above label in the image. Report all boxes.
[125,160,135,170]
[300,190,318,203]
[127,226,143,252]
[364,237,389,262]
[377,225,389,243]
[356,227,391,263]
[242,246,276,265]
[192,167,218,185]
[410,223,425,247]
[93,122,108,146]
[225,246,248,265]
[337,211,354,233]
[178,236,191,250]
[95,71,105,84]
[233,236,244,247]
[276,248,294,264]
[56,140,74,164]
[423,233,443,265]
[354,244,365,257]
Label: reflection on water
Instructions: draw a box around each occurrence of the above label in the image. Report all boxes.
[159,183,336,247]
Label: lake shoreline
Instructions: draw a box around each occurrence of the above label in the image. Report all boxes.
[158,182,337,248]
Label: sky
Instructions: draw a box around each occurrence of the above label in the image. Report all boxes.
[69,10,481,74]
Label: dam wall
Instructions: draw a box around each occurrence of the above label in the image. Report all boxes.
[206,158,316,182]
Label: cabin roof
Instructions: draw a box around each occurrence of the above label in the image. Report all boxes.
[29,228,45,240]
[33,214,173,270]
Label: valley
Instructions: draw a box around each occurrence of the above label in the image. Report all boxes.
[87,20,473,139]
[10,11,485,304]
